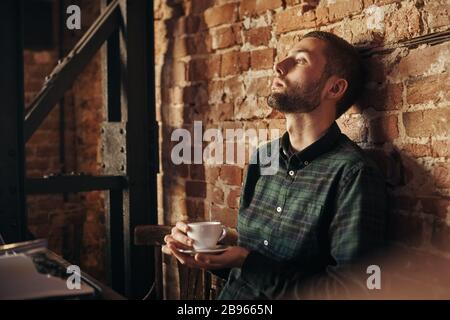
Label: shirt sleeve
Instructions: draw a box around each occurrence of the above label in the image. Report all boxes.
[239,163,388,299]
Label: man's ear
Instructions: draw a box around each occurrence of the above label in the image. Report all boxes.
[327,78,348,101]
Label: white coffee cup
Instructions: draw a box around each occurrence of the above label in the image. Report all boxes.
[187,221,226,250]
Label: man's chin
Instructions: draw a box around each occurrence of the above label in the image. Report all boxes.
[267,94,292,113]
[267,94,319,114]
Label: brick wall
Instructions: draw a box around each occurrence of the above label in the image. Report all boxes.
[25,0,105,280]
[155,0,450,298]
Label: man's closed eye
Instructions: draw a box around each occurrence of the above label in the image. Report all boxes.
[296,58,307,65]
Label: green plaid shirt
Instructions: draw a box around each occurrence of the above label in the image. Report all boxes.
[218,122,387,299]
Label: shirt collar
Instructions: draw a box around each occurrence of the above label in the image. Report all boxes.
[280,121,342,164]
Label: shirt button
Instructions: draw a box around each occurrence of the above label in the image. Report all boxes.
[276,206,282,213]
[288,170,295,176]
[304,161,309,165]
[263,240,269,246]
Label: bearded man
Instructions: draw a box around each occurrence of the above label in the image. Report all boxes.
[163,31,388,300]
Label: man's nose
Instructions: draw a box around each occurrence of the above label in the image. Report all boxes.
[275,57,293,76]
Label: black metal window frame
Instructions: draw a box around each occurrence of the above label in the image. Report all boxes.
[0,0,158,299]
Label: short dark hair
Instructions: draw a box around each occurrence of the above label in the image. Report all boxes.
[302,31,365,119]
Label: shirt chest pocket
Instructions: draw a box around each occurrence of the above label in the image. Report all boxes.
[272,202,324,260]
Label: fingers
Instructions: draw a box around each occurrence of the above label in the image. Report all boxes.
[164,234,191,250]
[168,224,193,247]
[168,244,191,265]
[168,243,208,269]
[171,228,193,247]
[163,221,193,250]
[194,254,222,269]
[161,244,172,255]
[175,221,189,233]
[164,244,224,270]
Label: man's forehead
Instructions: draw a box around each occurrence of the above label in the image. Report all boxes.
[288,37,327,57]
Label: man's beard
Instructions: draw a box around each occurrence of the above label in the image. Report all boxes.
[267,75,328,113]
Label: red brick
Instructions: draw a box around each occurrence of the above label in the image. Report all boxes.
[208,81,225,104]
[206,103,234,122]
[186,180,207,198]
[315,6,329,26]
[406,73,450,105]
[239,0,283,18]
[212,24,242,50]
[173,37,188,58]
[33,51,54,64]
[235,95,272,120]
[400,144,431,158]
[23,50,35,64]
[423,0,450,30]
[365,56,386,83]
[188,56,221,81]
[204,3,237,28]
[166,162,189,178]
[221,51,249,77]
[190,164,205,180]
[337,116,368,143]
[431,140,450,158]
[208,56,221,80]
[247,76,272,97]
[286,0,319,9]
[210,204,237,227]
[164,178,186,197]
[275,6,316,34]
[185,0,215,15]
[392,42,450,80]
[221,51,240,77]
[227,188,241,209]
[35,146,58,157]
[276,33,294,59]
[28,211,52,225]
[368,115,399,143]
[186,198,206,219]
[220,166,243,186]
[244,26,272,47]
[250,48,275,70]
[432,162,450,188]
[165,61,185,86]
[223,76,246,104]
[344,105,362,115]
[328,0,363,23]
[185,33,213,55]
[385,3,421,42]
[238,51,250,71]
[205,166,220,182]
[361,83,403,111]
[208,184,224,205]
[363,0,401,7]
[172,15,201,37]
[403,108,450,138]
[183,85,209,105]
[420,197,449,219]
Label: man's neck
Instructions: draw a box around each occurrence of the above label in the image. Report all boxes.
[285,109,335,153]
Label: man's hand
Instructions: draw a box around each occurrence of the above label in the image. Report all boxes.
[162,221,193,252]
[162,221,248,269]
[168,245,250,270]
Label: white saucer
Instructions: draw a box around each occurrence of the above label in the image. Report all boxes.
[177,245,229,255]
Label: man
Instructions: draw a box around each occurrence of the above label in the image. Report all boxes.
[163,31,387,299]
